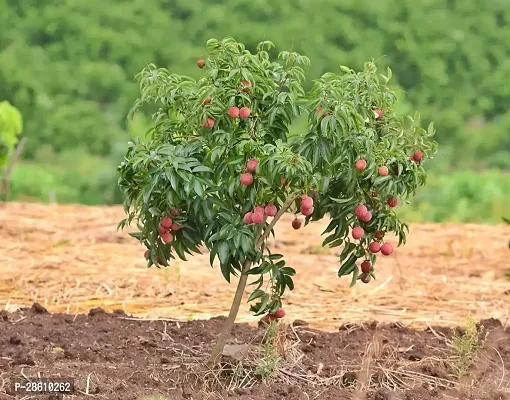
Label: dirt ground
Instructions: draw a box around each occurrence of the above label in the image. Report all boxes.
[0,305,509,399]
[0,202,510,399]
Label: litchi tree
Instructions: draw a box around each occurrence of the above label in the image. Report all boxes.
[117,37,438,364]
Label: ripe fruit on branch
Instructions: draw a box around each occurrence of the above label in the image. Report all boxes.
[375,231,383,239]
[240,173,253,186]
[378,166,389,176]
[292,217,302,230]
[264,203,277,217]
[301,195,314,208]
[161,232,174,244]
[361,260,372,274]
[228,106,240,118]
[159,225,168,235]
[251,212,264,224]
[352,226,364,240]
[300,204,313,216]
[355,159,367,171]
[374,109,383,120]
[360,211,372,222]
[246,159,258,172]
[160,216,173,230]
[413,150,423,162]
[170,223,182,231]
[197,58,205,68]
[253,206,265,215]
[361,275,371,284]
[243,212,253,224]
[369,241,380,253]
[239,107,251,119]
[387,197,398,208]
[274,308,285,319]
[201,117,215,128]
[354,204,368,219]
[380,243,393,256]
[202,97,211,105]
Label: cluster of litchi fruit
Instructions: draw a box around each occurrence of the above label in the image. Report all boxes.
[261,308,285,323]
[158,212,182,244]
[244,203,278,225]
[352,203,393,253]
[240,158,258,186]
[291,194,315,230]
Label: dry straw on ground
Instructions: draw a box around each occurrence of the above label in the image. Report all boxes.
[1,202,509,331]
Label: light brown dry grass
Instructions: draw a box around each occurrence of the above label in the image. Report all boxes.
[1,202,509,331]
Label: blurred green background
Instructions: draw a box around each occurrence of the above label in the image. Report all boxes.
[1,0,509,223]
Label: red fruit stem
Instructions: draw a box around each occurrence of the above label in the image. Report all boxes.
[208,192,300,365]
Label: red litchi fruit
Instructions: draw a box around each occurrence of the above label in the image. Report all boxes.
[170,223,182,231]
[375,231,384,240]
[246,159,258,172]
[301,195,314,208]
[159,225,168,235]
[202,96,211,105]
[251,212,264,224]
[253,206,265,215]
[240,173,253,186]
[369,241,381,253]
[264,203,277,217]
[292,218,302,230]
[352,226,364,240]
[355,159,367,171]
[413,150,423,161]
[361,275,371,284]
[161,232,174,244]
[354,204,368,219]
[197,58,205,69]
[361,260,372,274]
[160,216,173,229]
[201,117,214,128]
[228,106,240,118]
[274,308,285,319]
[387,197,398,208]
[300,204,314,216]
[380,243,393,256]
[374,109,383,120]
[239,107,251,119]
[378,166,389,176]
[243,212,253,224]
[360,211,372,222]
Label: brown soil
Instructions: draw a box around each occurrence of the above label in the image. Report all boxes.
[1,305,509,399]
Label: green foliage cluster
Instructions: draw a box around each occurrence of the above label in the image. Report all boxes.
[118,38,437,313]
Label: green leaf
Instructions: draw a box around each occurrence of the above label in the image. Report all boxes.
[330,196,353,204]
[349,266,359,287]
[218,242,229,265]
[338,253,357,277]
[248,289,265,302]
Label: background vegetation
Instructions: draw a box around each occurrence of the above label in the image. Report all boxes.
[1,0,509,223]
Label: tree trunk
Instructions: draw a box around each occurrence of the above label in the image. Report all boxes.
[207,193,299,366]
[208,258,252,365]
